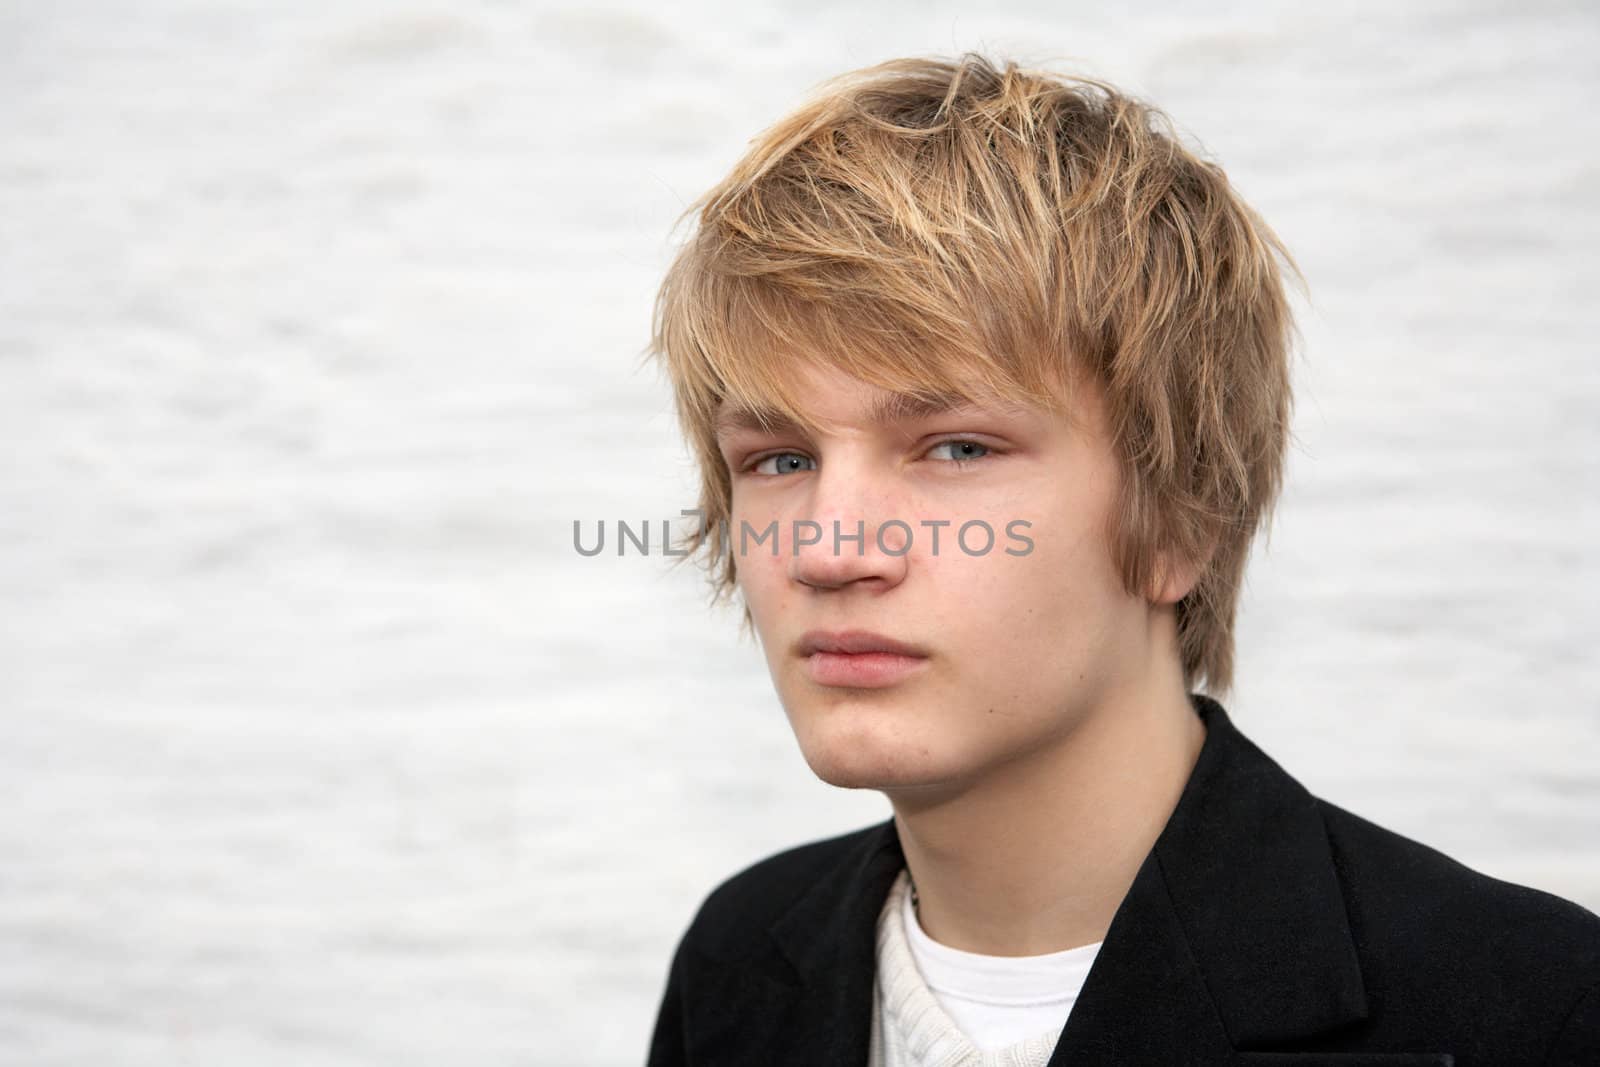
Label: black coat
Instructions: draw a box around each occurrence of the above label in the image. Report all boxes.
[646,694,1600,1065]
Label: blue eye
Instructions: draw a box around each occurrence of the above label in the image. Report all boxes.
[927,440,990,464]
[752,452,816,475]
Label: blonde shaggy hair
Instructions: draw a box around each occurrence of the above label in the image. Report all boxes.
[645,52,1298,697]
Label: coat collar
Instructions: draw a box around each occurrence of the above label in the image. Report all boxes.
[741,694,1372,1063]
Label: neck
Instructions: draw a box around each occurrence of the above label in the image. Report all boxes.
[885,615,1207,957]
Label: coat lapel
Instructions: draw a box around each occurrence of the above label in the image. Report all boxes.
[713,694,1418,1064]
[1046,693,1370,1060]
[760,818,904,1065]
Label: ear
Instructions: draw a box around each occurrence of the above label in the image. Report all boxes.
[1148,537,1217,605]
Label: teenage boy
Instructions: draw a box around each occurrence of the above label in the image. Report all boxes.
[642,53,1600,1065]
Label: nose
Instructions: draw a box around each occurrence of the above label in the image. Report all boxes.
[786,466,912,592]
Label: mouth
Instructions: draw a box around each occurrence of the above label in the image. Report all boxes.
[796,629,931,689]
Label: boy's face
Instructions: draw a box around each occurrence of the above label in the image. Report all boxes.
[715,361,1166,800]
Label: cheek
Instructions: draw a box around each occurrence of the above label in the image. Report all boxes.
[735,550,786,610]
[931,501,1119,658]
[728,506,789,607]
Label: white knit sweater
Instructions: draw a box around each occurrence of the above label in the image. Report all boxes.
[868,868,1092,1067]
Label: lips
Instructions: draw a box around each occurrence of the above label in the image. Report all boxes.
[796,630,929,658]
[796,630,931,689]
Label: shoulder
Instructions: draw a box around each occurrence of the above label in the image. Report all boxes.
[1313,795,1600,1055]
[1315,795,1600,967]
[676,821,886,964]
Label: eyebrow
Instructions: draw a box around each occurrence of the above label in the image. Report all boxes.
[713,390,987,438]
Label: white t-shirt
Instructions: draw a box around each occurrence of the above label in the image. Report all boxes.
[871,867,1103,1066]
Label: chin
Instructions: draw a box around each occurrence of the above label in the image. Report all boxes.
[789,708,961,791]
[802,753,940,791]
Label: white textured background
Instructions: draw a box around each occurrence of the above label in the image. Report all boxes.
[2,2,1597,1065]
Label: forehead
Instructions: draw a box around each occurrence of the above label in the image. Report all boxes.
[712,362,1051,439]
